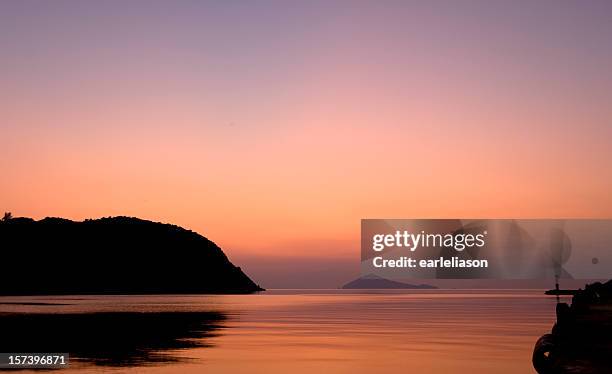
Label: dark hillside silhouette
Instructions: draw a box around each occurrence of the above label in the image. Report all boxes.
[0,216,263,294]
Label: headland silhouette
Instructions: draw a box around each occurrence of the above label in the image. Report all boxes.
[0,215,263,295]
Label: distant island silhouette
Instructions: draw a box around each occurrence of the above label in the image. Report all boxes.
[342,274,437,289]
[0,215,263,295]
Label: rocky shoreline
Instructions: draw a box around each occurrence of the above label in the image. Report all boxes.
[533,280,612,374]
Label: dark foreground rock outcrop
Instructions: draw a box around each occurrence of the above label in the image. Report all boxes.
[533,280,612,374]
[0,216,263,294]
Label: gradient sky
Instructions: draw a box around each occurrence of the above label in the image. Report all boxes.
[2,1,612,288]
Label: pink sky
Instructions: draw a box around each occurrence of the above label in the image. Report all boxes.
[2,1,612,287]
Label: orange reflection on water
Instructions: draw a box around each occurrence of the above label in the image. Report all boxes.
[0,290,559,374]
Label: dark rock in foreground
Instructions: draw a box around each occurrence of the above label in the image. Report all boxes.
[0,216,263,295]
[342,275,437,289]
[533,280,612,374]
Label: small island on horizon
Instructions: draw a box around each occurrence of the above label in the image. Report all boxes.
[342,274,437,290]
[0,214,263,295]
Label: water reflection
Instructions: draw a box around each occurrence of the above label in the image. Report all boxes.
[0,291,559,374]
[0,311,227,367]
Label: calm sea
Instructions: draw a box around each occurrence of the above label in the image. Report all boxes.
[0,290,565,373]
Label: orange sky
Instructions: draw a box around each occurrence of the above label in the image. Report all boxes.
[2,1,612,287]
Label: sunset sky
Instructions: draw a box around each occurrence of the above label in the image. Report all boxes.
[2,1,612,287]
